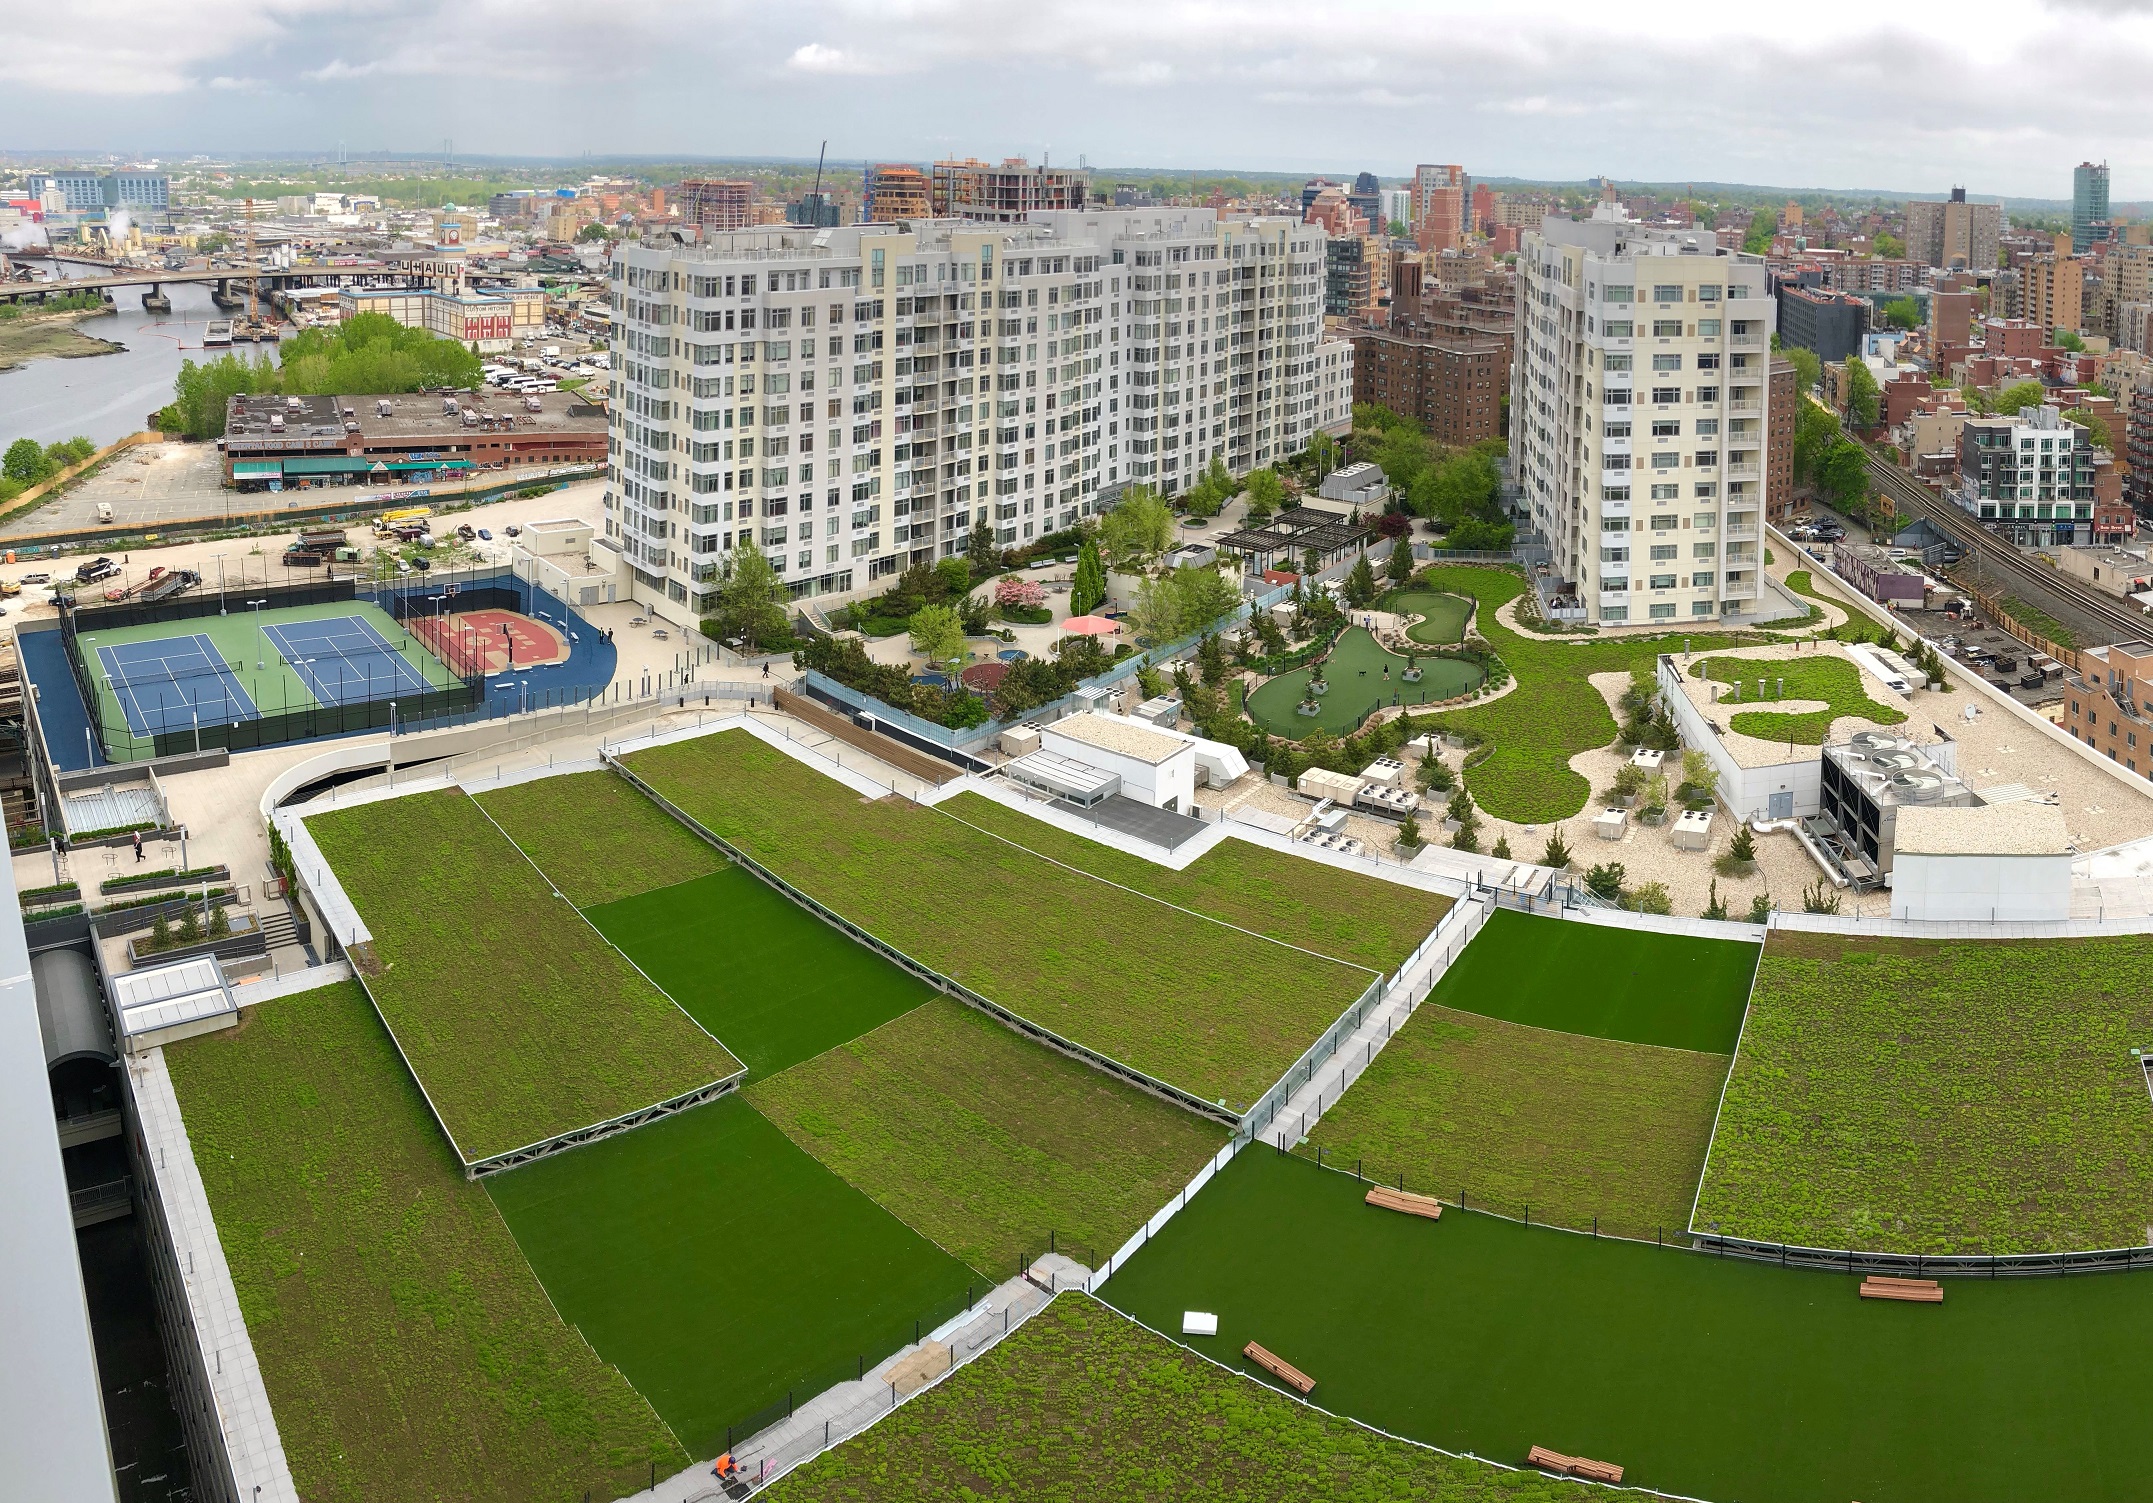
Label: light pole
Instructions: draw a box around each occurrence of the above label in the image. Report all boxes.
[248,598,268,670]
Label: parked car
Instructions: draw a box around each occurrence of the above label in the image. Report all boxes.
[476,527,492,540]
[505,524,522,537]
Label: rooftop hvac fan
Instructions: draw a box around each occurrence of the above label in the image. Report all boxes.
[1871,749,1923,772]
[1850,730,1910,753]
[1890,771,1946,800]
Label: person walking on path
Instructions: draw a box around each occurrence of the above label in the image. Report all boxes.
[762,661,771,679]
[132,830,143,863]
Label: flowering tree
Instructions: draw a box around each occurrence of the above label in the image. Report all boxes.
[995,576,1047,611]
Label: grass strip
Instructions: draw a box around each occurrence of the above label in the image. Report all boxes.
[748,997,1228,1274]
[486,1095,976,1456]
[622,730,1373,1111]
[477,768,723,906]
[762,1291,1596,1503]
[308,788,740,1163]
[587,867,934,1080]
[1412,566,1761,822]
[1427,908,1756,1052]
[942,791,1450,973]
[165,983,683,1503]
[1104,1147,2153,1503]
[1306,1002,1729,1240]
[1694,931,2153,1254]
[1691,653,1907,746]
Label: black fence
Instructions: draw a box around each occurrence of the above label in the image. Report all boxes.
[146,678,484,758]
[64,574,357,634]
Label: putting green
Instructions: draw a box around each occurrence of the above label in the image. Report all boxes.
[1103,1147,2153,1503]
[1245,626,1483,738]
[585,869,934,1081]
[1382,587,1474,645]
[486,1095,978,1457]
[1431,908,1758,1053]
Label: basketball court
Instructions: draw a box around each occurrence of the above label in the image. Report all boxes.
[410,607,571,676]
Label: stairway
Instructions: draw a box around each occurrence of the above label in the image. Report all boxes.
[258,910,301,952]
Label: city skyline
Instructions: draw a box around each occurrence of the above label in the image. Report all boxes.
[4,0,2153,197]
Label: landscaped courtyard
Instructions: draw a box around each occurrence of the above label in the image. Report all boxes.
[1244,625,1484,738]
[1383,586,1475,645]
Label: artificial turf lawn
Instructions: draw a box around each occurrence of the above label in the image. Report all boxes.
[1693,932,2153,1254]
[77,597,460,759]
[587,867,934,1080]
[1412,566,1761,822]
[1244,625,1484,738]
[941,791,1450,973]
[759,1293,1596,1503]
[476,769,722,906]
[485,1094,978,1456]
[1303,1003,1729,1239]
[747,998,1228,1274]
[307,789,741,1163]
[164,984,684,1503]
[621,730,1377,1110]
[1103,1147,2153,1503]
[1382,586,1475,645]
[1425,908,1757,1053]
[1690,652,1908,746]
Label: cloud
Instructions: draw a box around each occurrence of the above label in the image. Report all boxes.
[787,42,892,74]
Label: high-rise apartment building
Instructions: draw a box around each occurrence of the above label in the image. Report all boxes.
[1904,189,2001,270]
[930,159,1088,222]
[1511,206,1775,625]
[1380,188,1411,232]
[1767,356,1798,524]
[2074,161,2111,254]
[1957,405,2097,545]
[1348,319,1503,445]
[2026,253,2086,335]
[863,164,931,222]
[677,179,753,234]
[1412,164,1467,253]
[605,209,1351,625]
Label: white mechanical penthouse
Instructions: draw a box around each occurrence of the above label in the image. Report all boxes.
[606,208,1352,624]
[1511,206,1775,625]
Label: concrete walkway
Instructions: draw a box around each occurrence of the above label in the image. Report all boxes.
[615,1254,1092,1502]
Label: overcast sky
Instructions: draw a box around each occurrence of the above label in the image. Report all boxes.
[2,0,2145,199]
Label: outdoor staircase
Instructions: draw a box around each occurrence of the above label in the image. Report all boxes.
[258,910,301,952]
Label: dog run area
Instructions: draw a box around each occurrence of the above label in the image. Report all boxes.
[1245,624,1486,739]
[1102,1147,2153,1503]
[75,598,462,755]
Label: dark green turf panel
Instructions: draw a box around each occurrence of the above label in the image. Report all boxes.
[1435,908,1756,1052]
[486,1095,978,1457]
[586,868,935,1080]
[1103,1148,2153,1503]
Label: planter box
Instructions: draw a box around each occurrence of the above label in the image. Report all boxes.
[96,890,243,939]
[101,865,232,898]
[1637,808,1668,827]
[68,826,179,853]
[126,913,263,969]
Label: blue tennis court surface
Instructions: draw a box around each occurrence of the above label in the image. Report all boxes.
[263,614,432,706]
[95,635,260,736]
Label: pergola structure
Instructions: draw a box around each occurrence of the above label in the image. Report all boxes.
[1214,506,1375,572]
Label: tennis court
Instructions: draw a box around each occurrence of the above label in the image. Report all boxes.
[94,634,260,736]
[264,614,432,706]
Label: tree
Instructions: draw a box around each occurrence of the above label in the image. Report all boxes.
[1780,342,1821,397]
[1792,399,1841,485]
[1397,810,1422,847]
[908,603,967,669]
[1880,296,1921,331]
[1985,379,2048,419]
[1129,575,1184,646]
[1243,467,1285,522]
[2065,407,2114,452]
[1873,231,1906,260]
[1180,455,1237,518]
[1416,755,1455,792]
[577,221,612,242]
[2056,329,2086,353]
[1386,534,1415,586]
[1843,358,1881,429]
[1742,209,1776,256]
[1702,879,1729,922]
[1345,554,1379,608]
[2,438,47,487]
[709,541,791,650]
[934,555,972,597]
[1541,826,1572,870]
[1816,438,1870,509]
[1584,862,1626,902]
[1490,835,1512,860]
[1747,892,1772,923]
[1070,538,1107,616]
[1099,485,1175,570]
[1388,218,1408,238]
[966,523,1000,576]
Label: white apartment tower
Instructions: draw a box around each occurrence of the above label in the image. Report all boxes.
[1511,207,1776,625]
[606,208,1353,625]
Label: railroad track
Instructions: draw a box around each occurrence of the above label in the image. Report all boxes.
[1862,457,2151,646]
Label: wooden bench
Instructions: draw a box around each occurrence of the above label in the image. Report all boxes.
[1860,1275,1943,1304]
[1529,1446,1623,1484]
[1243,1341,1316,1395]
[1365,1185,1444,1221]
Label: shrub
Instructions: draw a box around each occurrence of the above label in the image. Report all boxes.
[149,915,172,951]
[1397,811,1422,848]
[1585,862,1626,902]
[1715,824,1759,877]
[1801,879,1843,915]
[1416,755,1455,793]
[177,908,203,943]
[1450,825,1480,853]
[994,576,1047,612]
[208,904,231,937]
[1490,835,1511,860]
[1747,892,1772,923]
[1624,880,1673,915]
[1541,827,1573,870]
[1607,763,1648,803]
[1702,879,1729,921]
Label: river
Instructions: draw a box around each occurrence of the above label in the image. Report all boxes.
[0,266,285,450]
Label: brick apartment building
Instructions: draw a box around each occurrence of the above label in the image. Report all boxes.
[1349,318,1505,445]
[1767,355,1798,523]
[2063,640,2153,780]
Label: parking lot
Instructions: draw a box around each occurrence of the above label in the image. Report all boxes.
[1894,604,2069,709]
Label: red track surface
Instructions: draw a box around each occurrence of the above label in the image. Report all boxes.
[411,608,569,676]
